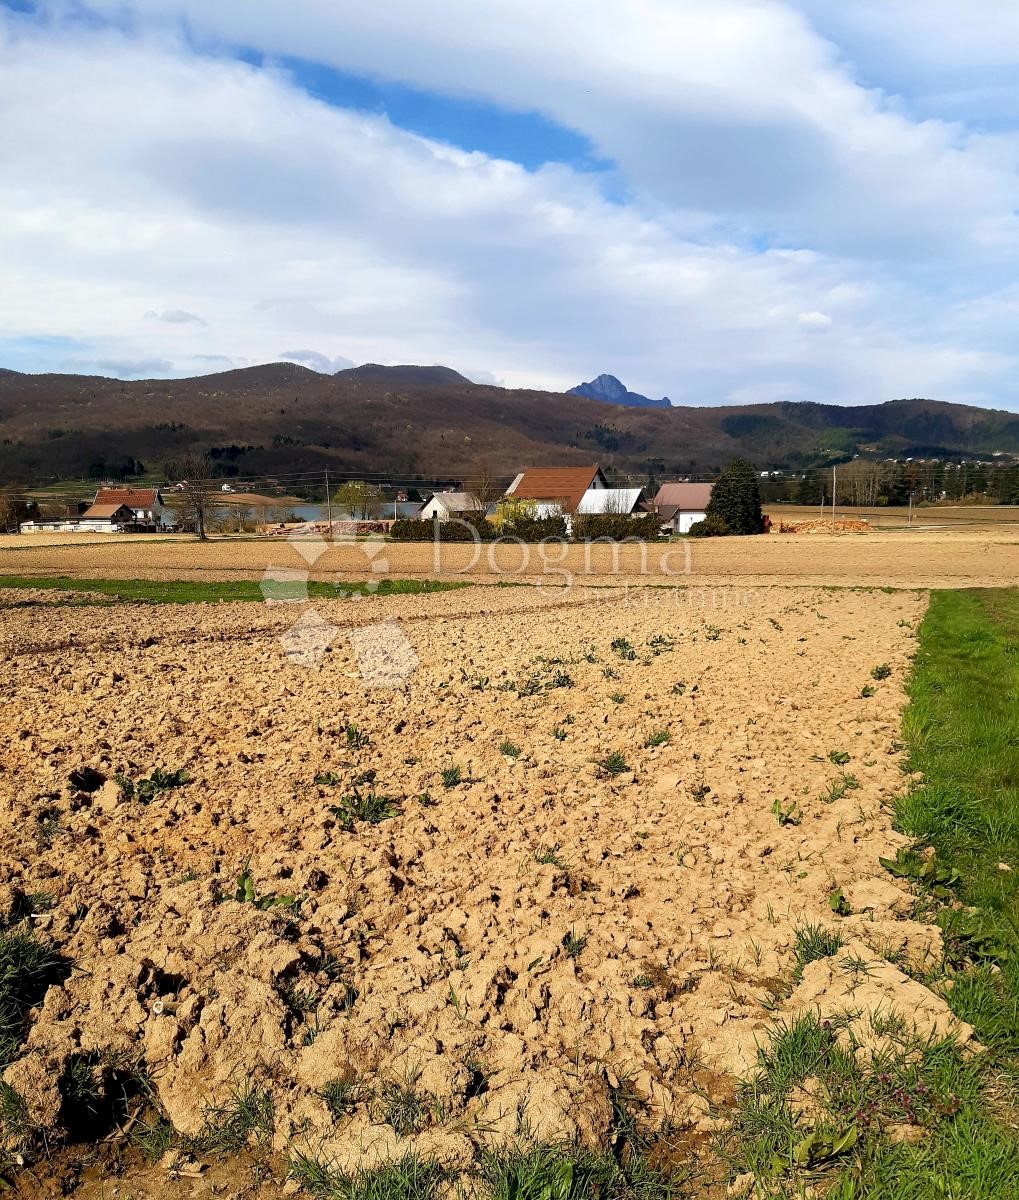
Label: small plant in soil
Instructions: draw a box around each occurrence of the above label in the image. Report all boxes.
[596,751,630,776]
[792,922,844,977]
[378,1071,430,1136]
[631,973,655,989]
[330,789,401,831]
[552,725,568,741]
[345,724,370,750]
[184,1081,275,1157]
[823,774,859,804]
[705,625,721,641]
[416,791,436,807]
[290,1151,445,1200]
[860,683,876,697]
[319,1074,367,1119]
[441,765,463,789]
[643,729,671,748]
[672,680,687,695]
[234,859,303,910]
[536,844,568,869]
[0,926,68,1067]
[871,663,892,680]
[132,1114,177,1162]
[647,634,675,655]
[827,749,851,766]
[499,741,522,758]
[772,798,802,827]
[116,767,189,802]
[562,929,588,959]
[829,888,852,917]
[611,637,637,661]
[609,691,626,704]
[602,666,619,680]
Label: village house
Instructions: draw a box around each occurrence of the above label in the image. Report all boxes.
[90,486,166,529]
[503,464,608,516]
[20,502,139,534]
[653,482,712,534]
[419,491,487,522]
[19,484,167,534]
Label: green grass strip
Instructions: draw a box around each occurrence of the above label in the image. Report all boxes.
[0,575,469,605]
[898,588,1019,1045]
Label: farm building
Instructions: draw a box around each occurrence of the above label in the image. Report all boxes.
[504,464,608,516]
[92,486,167,530]
[654,483,712,534]
[419,492,487,522]
[20,502,138,534]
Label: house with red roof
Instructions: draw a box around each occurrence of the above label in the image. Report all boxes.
[88,486,166,529]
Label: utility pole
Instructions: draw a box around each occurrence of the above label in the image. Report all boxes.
[908,490,913,528]
[325,467,332,537]
[831,465,837,533]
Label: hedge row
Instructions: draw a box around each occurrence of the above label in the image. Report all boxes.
[389,513,665,543]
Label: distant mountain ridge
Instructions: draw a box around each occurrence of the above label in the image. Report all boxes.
[2,361,1019,485]
[569,373,672,409]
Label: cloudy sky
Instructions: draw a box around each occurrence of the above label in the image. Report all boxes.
[2,1,1019,408]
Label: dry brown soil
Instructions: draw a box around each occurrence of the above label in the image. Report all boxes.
[2,525,1019,589]
[0,579,973,1197]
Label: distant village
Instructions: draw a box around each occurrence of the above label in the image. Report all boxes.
[11,452,1019,536]
[15,464,715,537]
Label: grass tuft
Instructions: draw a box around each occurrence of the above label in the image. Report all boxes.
[289,1152,444,1200]
[182,1081,274,1157]
[791,922,843,978]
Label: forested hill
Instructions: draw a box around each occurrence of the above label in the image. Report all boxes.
[1,363,1018,484]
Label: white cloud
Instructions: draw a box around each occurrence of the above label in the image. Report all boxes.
[0,7,1017,408]
[145,308,206,324]
[799,311,832,331]
[281,349,355,373]
[57,0,1019,258]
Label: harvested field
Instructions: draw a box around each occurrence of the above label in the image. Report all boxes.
[775,517,872,534]
[0,581,973,1195]
[3,526,1019,589]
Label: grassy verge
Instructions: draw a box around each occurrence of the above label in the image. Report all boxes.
[898,589,1019,1045]
[716,588,1019,1198]
[0,575,470,604]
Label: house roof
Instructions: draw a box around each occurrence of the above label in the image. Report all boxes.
[94,486,163,509]
[505,465,605,513]
[426,491,483,512]
[654,483,712,515]
[81,503,134,519]
[575,487,643,515]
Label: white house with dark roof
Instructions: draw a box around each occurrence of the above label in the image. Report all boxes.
[653,483,712,534]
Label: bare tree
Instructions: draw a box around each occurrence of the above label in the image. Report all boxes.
[168,453,218,540]
[0,484,32,532]
[603,489,632,516]
[465,456,501,513]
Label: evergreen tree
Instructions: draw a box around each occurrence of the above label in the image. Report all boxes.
[706,459,764,535]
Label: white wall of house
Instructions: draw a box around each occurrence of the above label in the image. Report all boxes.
[419,496,450,521]
[20,518,126,533]
[671,510,707,534]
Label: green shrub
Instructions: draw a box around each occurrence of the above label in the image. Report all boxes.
[501,513,569,541]
[571,513,660,541]
[390,515,496,542]
[687,514,731,538]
